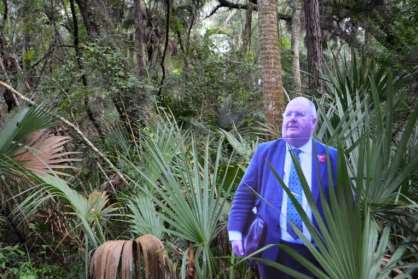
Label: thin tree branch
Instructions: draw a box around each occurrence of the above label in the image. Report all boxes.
[205,4,222,18]
[31,42,55,92]
[205,0,291,22]
[185,11,195,53]
[30,43,55,69]
[219,0,254,10]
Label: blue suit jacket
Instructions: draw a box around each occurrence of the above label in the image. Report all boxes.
[227,138,337,260]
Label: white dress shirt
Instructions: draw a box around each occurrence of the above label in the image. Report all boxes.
[229,139,313,243]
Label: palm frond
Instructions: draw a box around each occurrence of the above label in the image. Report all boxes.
[220,127,258,161]
[126,194,164,239]
[264,147,413,279]
[0,105,54,156]
[13,131,80,176]
[126,134,237,278]
[90,235,170,279]
[319,52,418,210]
[27,175,119,248]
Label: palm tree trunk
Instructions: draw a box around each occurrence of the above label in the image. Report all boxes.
[258,0,285,136]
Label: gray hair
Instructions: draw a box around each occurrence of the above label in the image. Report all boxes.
[291,97,317,118]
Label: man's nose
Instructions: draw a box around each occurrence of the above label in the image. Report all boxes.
[288,114,298,121]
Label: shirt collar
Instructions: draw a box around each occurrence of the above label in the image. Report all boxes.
[286,138,312,155]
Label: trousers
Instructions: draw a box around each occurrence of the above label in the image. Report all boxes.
[257,241,319,279]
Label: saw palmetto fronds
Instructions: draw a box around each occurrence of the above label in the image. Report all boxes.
[13,130,80,176]
[127,195,164,239]
[0,105,54,156]
[0,105,79,178]
[28,175,119,248]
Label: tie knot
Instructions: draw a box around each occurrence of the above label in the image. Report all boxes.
[292,148,301,155]
[291,148,302,159]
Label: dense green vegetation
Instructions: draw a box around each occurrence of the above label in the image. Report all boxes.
[0,0,417,278]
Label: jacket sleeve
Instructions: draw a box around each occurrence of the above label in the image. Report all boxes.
[227,145,262,233]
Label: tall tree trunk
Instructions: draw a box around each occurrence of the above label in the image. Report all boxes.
[158,0,170,98]
[2,0,7,23]
[133,0,146,76]
[304,0,323,94]
[258,0,285,137]
[290,0,302,95]
[22,1,33,90]
[0,0,18,116]
[75,0,100,39]
[241,0,253,53]
[70,0,105,140]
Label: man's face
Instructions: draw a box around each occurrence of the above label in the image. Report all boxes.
[281,99,317,147]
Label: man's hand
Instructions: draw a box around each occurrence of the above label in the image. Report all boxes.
[231,240,244,256]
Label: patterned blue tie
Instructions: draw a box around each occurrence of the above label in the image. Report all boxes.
[287,148,303,239]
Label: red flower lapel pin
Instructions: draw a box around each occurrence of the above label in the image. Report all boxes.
[317,154,327,163]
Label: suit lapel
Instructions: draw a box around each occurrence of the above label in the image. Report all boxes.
[312,140,326,203]
[268,140,286,212]
[277,140,286,179]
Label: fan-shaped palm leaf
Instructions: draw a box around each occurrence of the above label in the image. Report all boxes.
[13,130,80,176]
[0,105,54,156]
[17,174,118,249]
[126,195,164,239]
[126,134,238,278]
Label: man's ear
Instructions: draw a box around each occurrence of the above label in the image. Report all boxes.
[312,117,318,127]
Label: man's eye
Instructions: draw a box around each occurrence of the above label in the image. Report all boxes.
[283,112,307,118]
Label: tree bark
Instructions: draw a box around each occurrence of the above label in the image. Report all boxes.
[133,0,146,76]
[304,0,323,94]
[75,0,101,39]
[290,0,302,95]
[258,0,285,137]
[0,1,18,114]
[2,0,7,23]
[158,0,171,98]
[241,0,254,53]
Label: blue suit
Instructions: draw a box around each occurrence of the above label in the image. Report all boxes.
[228,138,337,262]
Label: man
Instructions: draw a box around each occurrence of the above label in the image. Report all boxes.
[227,97,337,278]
